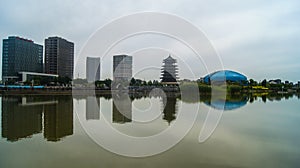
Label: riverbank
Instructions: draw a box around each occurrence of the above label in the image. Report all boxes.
[0,85,298,95]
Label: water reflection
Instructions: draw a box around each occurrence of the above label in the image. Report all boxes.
[44,96,73,142]
[202,93,298,111]
[80,92,298,125]
[2,97,43,142]
[112,93,132,123]
[1,96,73,142]
[1,92,297,142]
[86,96,100,120]
[247,92,296,103]
[162,95,177,124]
[111,92,179,124]
[203,95,248,111]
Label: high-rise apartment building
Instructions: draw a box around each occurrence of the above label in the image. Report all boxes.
[86,57,100,83]
[45,37,74,79]
[113,55,132,81]
[2,36,43,82]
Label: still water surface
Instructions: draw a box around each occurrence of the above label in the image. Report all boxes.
[0,94,299,167]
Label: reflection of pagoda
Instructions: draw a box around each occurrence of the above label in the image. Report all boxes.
[160,55,178,85]
[162,96,177,125]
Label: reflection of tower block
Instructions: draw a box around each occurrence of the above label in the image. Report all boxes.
[44,96,73,141]
[112,93,132,124]
[2,97,42,142]
[162,96,178,125]
[86,96,100,120]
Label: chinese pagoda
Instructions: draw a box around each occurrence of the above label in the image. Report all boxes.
[160,55,178,85]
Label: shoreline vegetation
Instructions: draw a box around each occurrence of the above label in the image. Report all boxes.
[1,87,298,106]
[0,82,299,107]
[0,83,299,95]
[0,77,299,95]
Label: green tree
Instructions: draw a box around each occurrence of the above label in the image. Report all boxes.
[261,79,267,87]
[40,77,51,86]
[54,76,72,86]
[33,76,41,85]
[130,78,136,86]
[249,79,258,87]
[103,78,112,88]
[142,80,147,86]
[147,80,153,86]
[135,79,142,86]
[24,80,32,85]
[153,80,160,86]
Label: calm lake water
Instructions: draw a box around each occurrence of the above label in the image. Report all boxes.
[0,93,300,168]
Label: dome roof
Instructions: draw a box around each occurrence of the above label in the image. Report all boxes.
[203,70,247,83]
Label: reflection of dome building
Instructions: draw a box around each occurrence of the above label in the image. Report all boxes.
[204,99,247,111]
[204,95,249,111]
[203,70,247,84]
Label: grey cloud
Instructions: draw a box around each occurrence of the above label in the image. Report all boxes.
[0,0,299,81]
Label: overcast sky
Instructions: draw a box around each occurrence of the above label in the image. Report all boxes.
[0,0,299,82]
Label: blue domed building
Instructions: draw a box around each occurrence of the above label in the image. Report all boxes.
[202,70,247,84]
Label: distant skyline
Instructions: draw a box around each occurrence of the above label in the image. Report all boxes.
[0,0,299,82]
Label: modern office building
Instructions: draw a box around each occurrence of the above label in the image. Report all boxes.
[45,37,74,79]
[160,55,178,85]
[113,55,132,81]
[86,57,100,83]
[2,36,43,82]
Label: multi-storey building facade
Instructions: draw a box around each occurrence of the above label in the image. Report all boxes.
[2,36,43,82]
[45,37,74,79]
[113,55,132,81]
